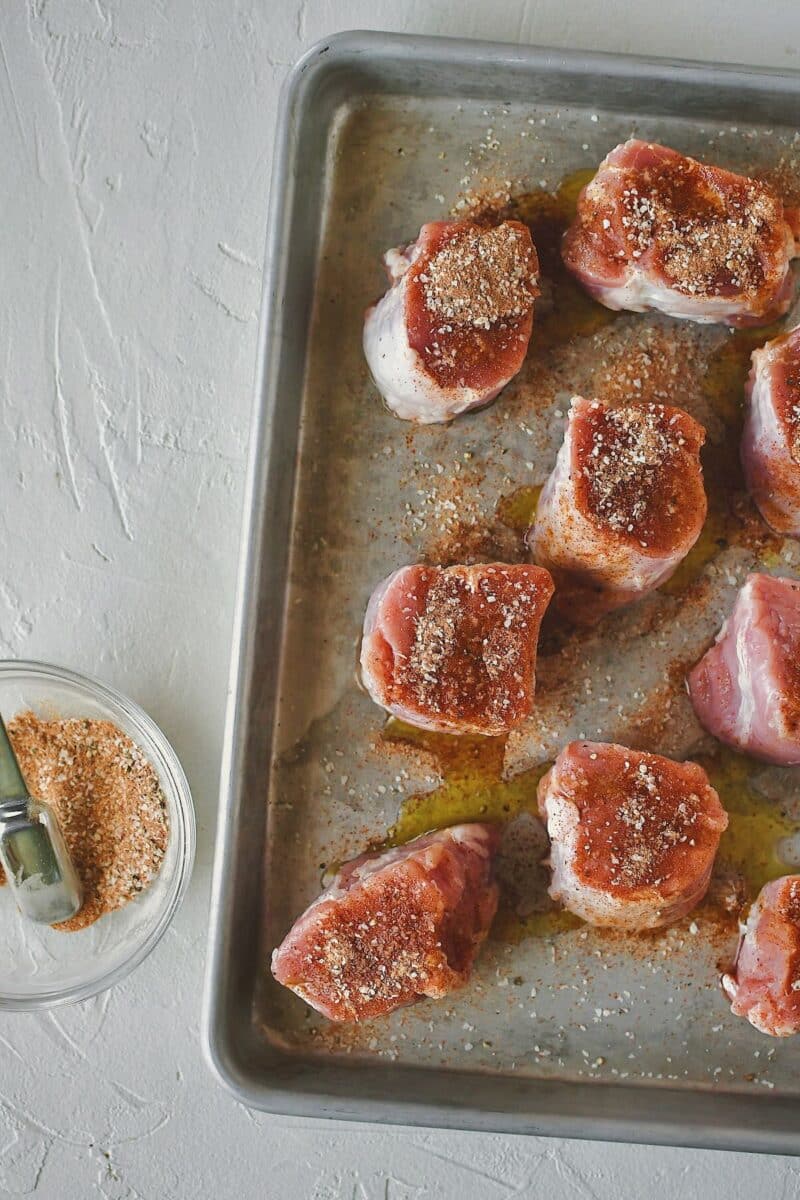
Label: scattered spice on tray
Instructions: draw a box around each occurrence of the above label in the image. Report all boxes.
[755,155,800,216]
[451,175,514,223]
[4,713,169,932]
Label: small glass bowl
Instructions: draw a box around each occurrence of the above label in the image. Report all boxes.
[0,661,195,1009]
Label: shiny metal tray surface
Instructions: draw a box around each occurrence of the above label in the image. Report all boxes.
[203,31,800,1151]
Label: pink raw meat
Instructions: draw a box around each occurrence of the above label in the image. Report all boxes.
[723,875,800,1037]
[742,325,800,536]
[360,563,554,735]
[562,140,799,327]
[271,824,500,1022]
[363,219,539,423]
[538,741,728,931]
[527,396,706,623]
[688,573,800,765]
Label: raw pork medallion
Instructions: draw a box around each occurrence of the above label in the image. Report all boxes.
[688,573,800,766]
[563,139,799,326]
[271,824,500,1022]
[360,563,554,736]
[538,741,728,931]
[528,397,707,622]
[742,325,800,536]
[723,875,800,1038]
[364,220,539,423]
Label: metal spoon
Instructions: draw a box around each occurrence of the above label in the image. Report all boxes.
[0,715,82,925]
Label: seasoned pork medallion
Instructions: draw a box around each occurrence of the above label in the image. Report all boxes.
[562,139,799,326]
[527,397,707,623]
[723,875,800,1037]
[688,572,800,765]
[360,563,554,735]
[742,326,800,536]
[271,824,500,1022]
[363,220,539,423]
[538,741,728,931]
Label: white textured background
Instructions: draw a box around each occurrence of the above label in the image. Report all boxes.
[2,1,800,1197]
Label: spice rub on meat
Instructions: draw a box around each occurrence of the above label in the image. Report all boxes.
[562,140,799,326]
[527,396,707,623]
[688,573,800,766]
[271,824,500,1022]
[538,742,728,931]
[723,875,800,1038]
[742,325,800,537]
[363,219,539,423]
[360,563,554,736]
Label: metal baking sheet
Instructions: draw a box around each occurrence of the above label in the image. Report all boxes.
[202,31,800,1151]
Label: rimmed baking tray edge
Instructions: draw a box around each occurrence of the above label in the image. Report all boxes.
[201,29,800,1152]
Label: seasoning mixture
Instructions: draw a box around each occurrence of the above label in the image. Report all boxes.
[607,763,701,890]
[391,564,552,732]
[575,400,705,549]
[420,222,538,329]
[586,404,674,533]
[617,160,783,299]
[5,713,169,932]
[404,570,538,714]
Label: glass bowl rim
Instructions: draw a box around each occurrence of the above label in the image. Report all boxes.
[0,659,196,1010]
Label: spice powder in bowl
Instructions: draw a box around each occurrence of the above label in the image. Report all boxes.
[5,713,169,931]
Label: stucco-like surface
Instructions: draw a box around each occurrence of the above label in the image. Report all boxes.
[1,2,799,1196]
